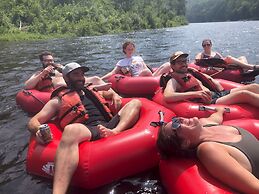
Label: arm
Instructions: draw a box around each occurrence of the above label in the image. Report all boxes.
[163,79,212,103]
[101,66,121,81]
[199,107,225,125]
[24,66,54,89]
[99,90,122,112]
[28,98,59,143]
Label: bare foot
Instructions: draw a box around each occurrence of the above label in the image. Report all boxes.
[97,125,117,138]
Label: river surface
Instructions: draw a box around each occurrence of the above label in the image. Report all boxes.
[0,21,259,194]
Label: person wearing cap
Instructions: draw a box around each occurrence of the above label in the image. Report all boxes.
[156,107,259,194]
[24,51,65,92]
[27,62,142,194]
[102,41,152,80]
[163,51,259,107]
[24,51,112,92]
[195,39,257,71]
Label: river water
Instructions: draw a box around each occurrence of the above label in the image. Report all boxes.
[0,21,259,194]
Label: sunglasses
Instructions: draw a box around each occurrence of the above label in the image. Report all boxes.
[170,117,181,138]
[202,43,211,47]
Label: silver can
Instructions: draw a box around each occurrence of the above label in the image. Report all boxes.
[39,124,52,143]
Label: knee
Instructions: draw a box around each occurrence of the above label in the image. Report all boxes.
[224,55,233,63]
[247,83,259,91]
[61,125,82,145]
[130,99,142,110]
[141,69,152,76]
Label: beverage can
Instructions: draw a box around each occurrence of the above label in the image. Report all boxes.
[39,124,52,143]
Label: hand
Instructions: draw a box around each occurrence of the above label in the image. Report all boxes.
[196,90,212,104]
[111,94,122,112]
[52,63,64,72]
[35,128,53,144]
[41,66,54,78]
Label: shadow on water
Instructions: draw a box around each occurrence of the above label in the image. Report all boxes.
[0,21,259,193]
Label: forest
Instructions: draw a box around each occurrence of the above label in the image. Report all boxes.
[0,0,187,40]
[186,0,259,22]
[1,0,258,41]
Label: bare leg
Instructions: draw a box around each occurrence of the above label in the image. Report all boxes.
[230,83,259,94]
[152,62,171,76]
[197,142,259,194]
[216,90,259,108]
[85,76,107,86]
[139,69,153,76]
[99,99,141,137]
[225,55,254,70]
[85,75,119,94]
[53,124,92,194]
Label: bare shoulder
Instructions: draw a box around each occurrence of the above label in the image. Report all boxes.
[195,52,202,59]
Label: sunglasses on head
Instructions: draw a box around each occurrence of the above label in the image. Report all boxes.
[202,43,211,47]
[172,117,181,130]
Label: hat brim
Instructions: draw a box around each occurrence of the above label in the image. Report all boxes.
[79,66,89,72]
[173,53,189,61]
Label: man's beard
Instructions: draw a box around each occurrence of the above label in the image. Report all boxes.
[68,80,85,91]
[42,63,48,68]
[174,69,187,74]
[42,62,54,69]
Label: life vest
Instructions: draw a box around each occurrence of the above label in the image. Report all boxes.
[51,86,113,129]
[170,72,202,92]
[35,74,54,92]
[188,68,221,92]
[160,68,221,92]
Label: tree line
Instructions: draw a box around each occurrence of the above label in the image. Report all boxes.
[186,0,259,22]
[0,0,187,37]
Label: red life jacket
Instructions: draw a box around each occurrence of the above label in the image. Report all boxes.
[36,74,54,92]
[160,67,221,92]
[188,68,221,92]
[51,86,113,129]
[170,72,203,92]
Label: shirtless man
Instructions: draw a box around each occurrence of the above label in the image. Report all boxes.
[24,51,65,91]
[24,51,112,92]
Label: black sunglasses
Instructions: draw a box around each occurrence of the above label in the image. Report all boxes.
[172,117,181,135]
[202,43,211,47]
[170,117,181,138]
[172,117,181,130]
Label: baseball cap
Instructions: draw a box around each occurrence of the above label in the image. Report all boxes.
[62,62,89,76]
[170,51,189,64]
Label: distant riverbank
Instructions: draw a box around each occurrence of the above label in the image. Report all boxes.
[0,31,72,41]
[0,22,187,42]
